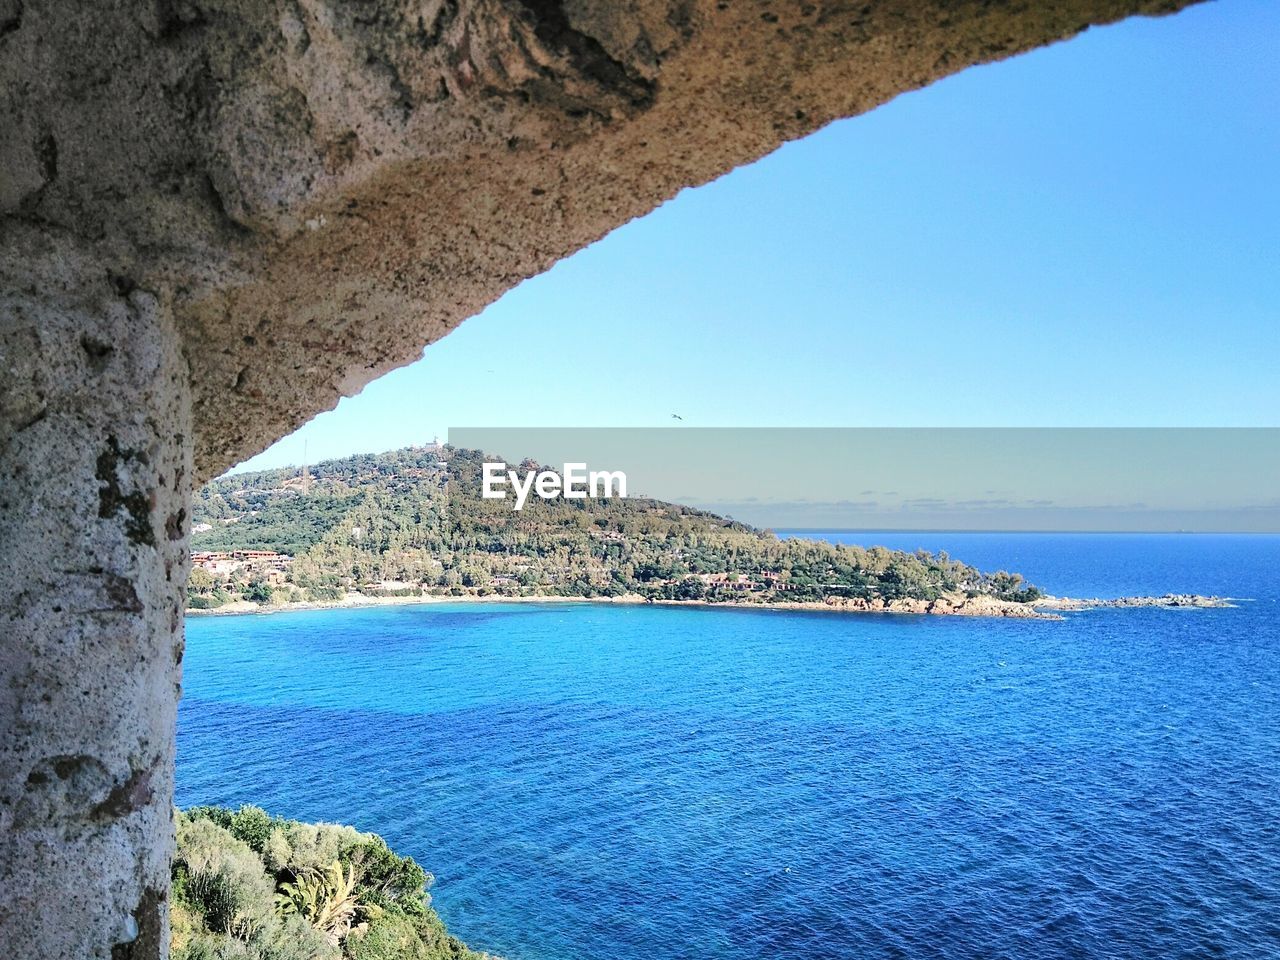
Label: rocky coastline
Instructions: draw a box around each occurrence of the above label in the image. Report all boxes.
[1033,593,1236,612]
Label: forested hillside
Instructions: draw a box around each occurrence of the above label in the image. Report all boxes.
[189,445,1040,609]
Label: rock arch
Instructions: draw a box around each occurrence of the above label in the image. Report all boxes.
[0,1,1200,956]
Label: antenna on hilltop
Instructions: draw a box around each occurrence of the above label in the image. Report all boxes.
[301,440,311,495]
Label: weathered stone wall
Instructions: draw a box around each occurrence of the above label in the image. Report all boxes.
[0,228,191,959]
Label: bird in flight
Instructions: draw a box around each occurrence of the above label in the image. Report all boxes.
[671,413,683,420]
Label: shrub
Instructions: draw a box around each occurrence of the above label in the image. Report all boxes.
[175,817,274,937]
[306,585,345,602]
[229,805,278,853]
[342,837,429,908]
[174,806,484,960]
[262,828,293,874]
[346,915,432,960]
[275,821,367,874]
[173,930,253,959]
[256,914,338,960]
[185,805,235,830]
[243,580,274,604]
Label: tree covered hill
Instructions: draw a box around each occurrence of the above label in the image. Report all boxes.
[189,445,1040,608]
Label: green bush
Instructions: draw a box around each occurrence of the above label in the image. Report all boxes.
[344,836,430,908]
[185,805,235,830]
[173,931,251,960]
[266,820,366,874]
[242,580,274,604]
[306,585,345,602]
[347,915,433,960]
[175,817,274,936]
[229,805,277,852]
[256,914,339,960]
[173,806,486,960]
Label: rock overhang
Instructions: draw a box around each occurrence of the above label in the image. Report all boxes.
[0,0,1203,481]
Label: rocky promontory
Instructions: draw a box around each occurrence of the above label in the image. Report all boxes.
[1033,594,1235,612]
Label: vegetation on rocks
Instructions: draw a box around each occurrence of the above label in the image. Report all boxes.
[172,805,487,960]
[190,445,1041,609]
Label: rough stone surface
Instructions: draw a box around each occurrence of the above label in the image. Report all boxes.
[0,236,191,959]
[0,0,1200,482]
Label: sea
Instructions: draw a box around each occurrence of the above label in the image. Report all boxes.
[178,533,1280,960]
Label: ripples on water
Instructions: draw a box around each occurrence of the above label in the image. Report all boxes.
[179,534,1280,959]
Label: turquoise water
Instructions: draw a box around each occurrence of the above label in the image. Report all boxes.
[179,534,1280,959]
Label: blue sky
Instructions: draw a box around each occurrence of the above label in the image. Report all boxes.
[237,0,1278,474]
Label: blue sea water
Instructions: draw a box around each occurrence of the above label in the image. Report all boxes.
[178,533,1280,960]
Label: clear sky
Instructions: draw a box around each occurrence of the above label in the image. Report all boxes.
[236,0,1279,475]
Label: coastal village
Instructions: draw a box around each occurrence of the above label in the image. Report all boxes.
[190,549,293,582]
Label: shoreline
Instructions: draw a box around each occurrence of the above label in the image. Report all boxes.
[186,591,1235,621]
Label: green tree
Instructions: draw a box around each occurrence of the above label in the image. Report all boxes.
[243,580,274,604]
